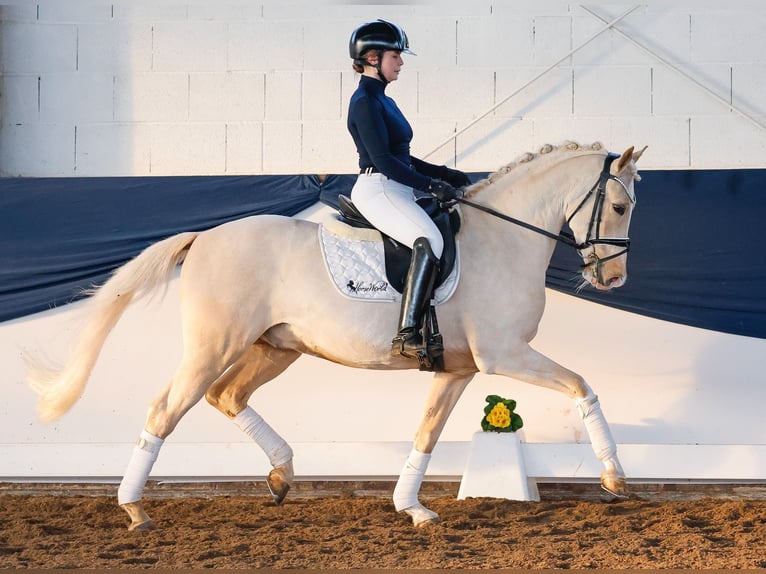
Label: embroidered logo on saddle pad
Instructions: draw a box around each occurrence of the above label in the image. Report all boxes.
[318,220,459,304]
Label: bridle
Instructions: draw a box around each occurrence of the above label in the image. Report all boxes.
[456,152,635,269]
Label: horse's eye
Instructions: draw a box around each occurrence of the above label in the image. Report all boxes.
[613,204,626,216]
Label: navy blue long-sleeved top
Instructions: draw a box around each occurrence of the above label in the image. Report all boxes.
[347,75,443,191]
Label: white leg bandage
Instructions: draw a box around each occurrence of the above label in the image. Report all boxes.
[393,449,431,511]
[117,429,164,505]
[576,393,617,462]
[234,406,293,468]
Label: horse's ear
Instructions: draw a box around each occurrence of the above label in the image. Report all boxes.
[616,146,634,172]
[632,145,648,163]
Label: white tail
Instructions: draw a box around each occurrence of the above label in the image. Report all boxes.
[27,232,200,423]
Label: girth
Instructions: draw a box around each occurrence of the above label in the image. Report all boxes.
[335,194,461,293]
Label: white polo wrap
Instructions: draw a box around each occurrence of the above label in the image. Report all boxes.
[576,393,617,462]
[117,429,164,505]
[234,406,293,468]
[393,448,431,511]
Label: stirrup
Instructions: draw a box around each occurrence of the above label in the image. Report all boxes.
[391,331,444,372]
[391,329,422,358]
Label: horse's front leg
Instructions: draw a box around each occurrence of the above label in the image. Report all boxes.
[394,371,475,526]
[484,344,627,498]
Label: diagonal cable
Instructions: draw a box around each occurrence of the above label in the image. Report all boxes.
[581,5,766,134]
[423,4,642,160]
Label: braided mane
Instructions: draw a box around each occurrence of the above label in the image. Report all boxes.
[464,141,605,197]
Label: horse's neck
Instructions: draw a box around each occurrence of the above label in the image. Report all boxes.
[469,152,604,232]
[460,153,603,262]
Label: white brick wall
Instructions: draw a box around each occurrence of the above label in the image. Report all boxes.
[40,73,114,122]
[1,1,765,176]
[189,72,265,122]
[76,122,151,175]
[265,71,301,120]
[114,72,189,122]
[225,122,263,174]
[1,21,77,73]
[77,22,153,72]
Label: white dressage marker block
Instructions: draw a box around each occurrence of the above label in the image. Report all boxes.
[458,431,540,502]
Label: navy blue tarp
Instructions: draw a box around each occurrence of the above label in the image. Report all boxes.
[546,169,766,340]
[0,175,321,321]
[1,170,765,339]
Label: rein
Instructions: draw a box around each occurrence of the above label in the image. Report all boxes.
[456,152,632,267]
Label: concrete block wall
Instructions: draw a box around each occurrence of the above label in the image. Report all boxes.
[1,1,764,177]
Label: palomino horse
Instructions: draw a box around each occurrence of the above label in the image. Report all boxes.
[28,141,645,530]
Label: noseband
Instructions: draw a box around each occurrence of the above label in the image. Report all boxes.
[457,152,634,269]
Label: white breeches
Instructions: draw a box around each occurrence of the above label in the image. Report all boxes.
[351,173,444,258]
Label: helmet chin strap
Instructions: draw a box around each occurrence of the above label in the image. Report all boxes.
[364,50,389,85]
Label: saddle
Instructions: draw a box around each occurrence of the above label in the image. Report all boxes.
[335,194,461,293]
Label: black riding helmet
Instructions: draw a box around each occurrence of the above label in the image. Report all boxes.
[349,19,416,59]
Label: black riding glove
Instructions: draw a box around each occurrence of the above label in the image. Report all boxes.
[440,166,471,188]
[428,179,461,202]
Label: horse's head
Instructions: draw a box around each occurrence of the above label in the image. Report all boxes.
[568,145,646,291]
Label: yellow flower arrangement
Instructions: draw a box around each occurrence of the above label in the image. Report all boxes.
[486,402,511,429]
[481,395,523,433]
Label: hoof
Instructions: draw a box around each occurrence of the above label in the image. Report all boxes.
[267,468,291,505]
[600,471,629,500]
[401,503,441,527]
[120,501,156,531]
[128,519,157,531]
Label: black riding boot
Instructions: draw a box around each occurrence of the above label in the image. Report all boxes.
[391,237,442,363]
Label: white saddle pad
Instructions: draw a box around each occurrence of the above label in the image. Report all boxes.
[318,220,459,304]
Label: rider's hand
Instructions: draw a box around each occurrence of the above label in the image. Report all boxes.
[428,179,461,202]
[440,166,471,188]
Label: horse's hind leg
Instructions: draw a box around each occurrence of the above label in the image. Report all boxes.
[205,341,301,504]
[394,370,474,526]
[118,349,244,530]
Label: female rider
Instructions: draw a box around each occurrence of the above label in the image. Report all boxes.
[347,19,470,367]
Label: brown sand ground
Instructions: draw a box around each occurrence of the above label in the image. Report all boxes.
[2,482,766,569]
